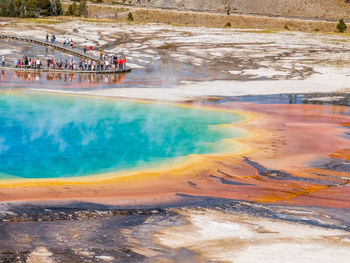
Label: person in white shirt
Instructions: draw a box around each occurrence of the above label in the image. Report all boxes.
[36,58,41,69]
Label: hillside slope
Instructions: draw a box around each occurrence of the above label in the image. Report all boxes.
[126,0,350,21]
[61,1,350,32]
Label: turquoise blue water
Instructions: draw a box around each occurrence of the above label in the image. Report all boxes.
[0,92,244,179]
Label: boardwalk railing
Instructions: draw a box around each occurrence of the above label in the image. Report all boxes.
[0,34,99,62]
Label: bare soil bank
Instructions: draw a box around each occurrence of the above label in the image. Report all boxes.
[60,2,343,33]
[102,0,350,21]
[131,9,341,32]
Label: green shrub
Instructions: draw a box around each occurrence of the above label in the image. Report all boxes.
[336,18,347,33]
[127,12,134,21]
[66,0,88,17]
[284,24,289,30]
[66,2,79,16]
[225,22,231,27]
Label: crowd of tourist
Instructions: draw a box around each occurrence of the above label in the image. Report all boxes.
[45,54,127,71]
[1,33,129,73]
[46,33,75,49]
[10,54,127,72]
[13,55,43,69]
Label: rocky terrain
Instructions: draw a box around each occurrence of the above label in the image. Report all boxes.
[1,201,350,262]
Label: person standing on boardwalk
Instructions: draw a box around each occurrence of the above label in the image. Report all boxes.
[89,45,93,53]
[1,56,5,66]
[70,39,74,49]
[123,57,127,69]
[46,33,49,42]
[84,45,87,54]
[36,58,41,69]
[114,57,118,70]
[99,49,102,59]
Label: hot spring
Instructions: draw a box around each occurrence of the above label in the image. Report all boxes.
[0,92,245,179]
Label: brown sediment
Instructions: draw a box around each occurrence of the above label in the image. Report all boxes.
[330,149,350,161]
[233,103,350,208]
[61,2,349,33]
[132,9,341,32]
[0,102,349,209]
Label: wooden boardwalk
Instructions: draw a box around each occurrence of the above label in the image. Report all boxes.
[0,34,99,61]
[0,65,131,74]
[0,34,132,74]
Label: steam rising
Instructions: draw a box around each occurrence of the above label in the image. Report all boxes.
[0,92,243,179]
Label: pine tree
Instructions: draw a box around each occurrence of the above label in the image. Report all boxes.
[337,18,347,33]
[0,0,63,17]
